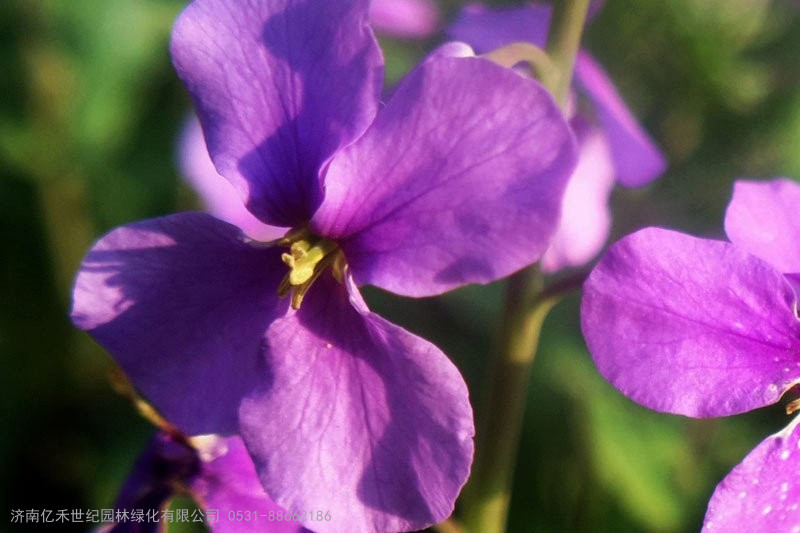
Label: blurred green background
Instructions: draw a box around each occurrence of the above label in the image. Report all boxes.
[1,0,799,531]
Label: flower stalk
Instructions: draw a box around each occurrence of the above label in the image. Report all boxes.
[460,1,591,532]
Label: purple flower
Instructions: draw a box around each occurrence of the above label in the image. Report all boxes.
[71,0,578,531]
[449,2,666,271]
[581,178,800,532]
[106,432,306,532]
[369,0,439,39]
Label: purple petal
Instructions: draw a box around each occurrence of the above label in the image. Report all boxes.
[312,56,576,297]
[239,275,474,533]
[369,0,439,39]
[581,227,800,418]
[541,121,615,273]
[190,436,308,533]
[171,0,383,227]
[702,416,800,533]
[447,4,550,52]
[573,52,666,186]
[71,213,286,434]
[724,178,800,275]
[179,117,285,242]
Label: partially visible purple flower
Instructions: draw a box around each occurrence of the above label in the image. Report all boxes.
[369,0,439,39]
[106,432,306,532]
[540,119,615,272]
[71,0,578,531]
[581,178,800,532]
[449,2,667,271]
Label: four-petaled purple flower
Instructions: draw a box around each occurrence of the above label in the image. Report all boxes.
[582,178,800,532]
[71,0,578,531]
[449,2,666,272]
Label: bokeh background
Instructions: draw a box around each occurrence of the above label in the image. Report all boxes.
[2,0,799,531]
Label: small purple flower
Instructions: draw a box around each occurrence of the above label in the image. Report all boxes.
[581,178,800,532]
[106,432,306,532]
[72,0,577,531]
[449,2,666,271]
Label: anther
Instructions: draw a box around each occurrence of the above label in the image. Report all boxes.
[276,228,344,309]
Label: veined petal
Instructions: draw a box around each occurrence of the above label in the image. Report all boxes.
[190,436,308,533]
[581,227,800,418]
[171,0,383,227]
[239,276,474,533]
[313,56,576,297]
[573,52,666,186]
[702,416,800,533]
[71,213,286,435]
[369,0,439,39]
[448,4,549,52]
[724,178,800,275]
[541,121,615,273]
[179,117,285,242]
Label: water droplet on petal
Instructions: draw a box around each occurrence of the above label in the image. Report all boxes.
[763,505,773,515]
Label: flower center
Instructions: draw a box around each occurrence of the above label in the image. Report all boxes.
[277,227,344,310]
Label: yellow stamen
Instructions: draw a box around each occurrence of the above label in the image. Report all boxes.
[276,228,344,309]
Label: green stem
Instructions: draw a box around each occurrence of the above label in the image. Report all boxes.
[460,2,591,532]
[481,42,556,86]
[545,0,592,107]
[460,270,558,533]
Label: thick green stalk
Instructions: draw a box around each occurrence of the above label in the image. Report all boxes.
[460,2,591,532]
[545,0,592,107]
[460,270,557,533]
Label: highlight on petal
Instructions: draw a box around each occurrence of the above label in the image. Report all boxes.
[369,0,439,39]
[702,416,800,533]
[313,55,576,297]
[71,213,287,435]
[239,276,474,533]
[541,121,615,273]
[581,227,800,418]
[573,52,666,186]
[179,117,285,242]
[171,0,383,227]
[190,436,308,533]
[724,178,800,275]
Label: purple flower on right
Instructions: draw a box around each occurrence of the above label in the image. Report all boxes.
[581,178,800,532]
[449,2,666,272]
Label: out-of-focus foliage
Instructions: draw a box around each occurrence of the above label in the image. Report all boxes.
[1,1,798,532]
